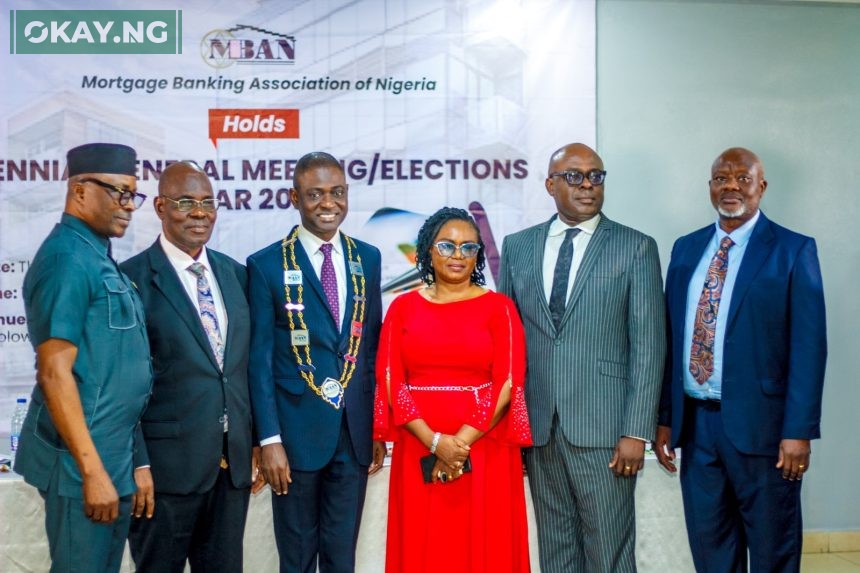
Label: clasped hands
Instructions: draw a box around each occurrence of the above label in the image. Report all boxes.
[430,434,470,484]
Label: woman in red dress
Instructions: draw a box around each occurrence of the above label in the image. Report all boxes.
[374,207,532,572]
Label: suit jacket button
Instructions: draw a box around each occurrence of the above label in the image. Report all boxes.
[554,339,561,346]
[222,376,228,384]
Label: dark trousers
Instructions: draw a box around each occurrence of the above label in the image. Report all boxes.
[271,416,369,573]
[128,467,251,573]
[680,400,803,573]
[40,468,132,573]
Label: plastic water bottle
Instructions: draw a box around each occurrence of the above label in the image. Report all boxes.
[10,397,28,465]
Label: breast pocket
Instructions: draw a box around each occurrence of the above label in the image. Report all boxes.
[104,277,138,330]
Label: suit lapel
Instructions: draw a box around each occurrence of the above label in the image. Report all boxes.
[208,252,239,365]
[561,215,611,325]
[725,215,775,329]
[149,243,220,371]
[531,219,554,326]
[338,233,357,338]
[676,225,715,306]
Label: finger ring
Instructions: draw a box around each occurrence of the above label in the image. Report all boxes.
[439,471,448,483]
[799,464,805,469]
[458,468,464,476]
[624,465,632,470]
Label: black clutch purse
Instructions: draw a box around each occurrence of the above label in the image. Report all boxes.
[420,453,472,483]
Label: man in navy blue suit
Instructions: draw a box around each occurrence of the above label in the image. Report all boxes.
[248,151,385,573]
[655,147,827,572]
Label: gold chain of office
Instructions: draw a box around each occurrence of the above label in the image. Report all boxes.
[281,226,366,407]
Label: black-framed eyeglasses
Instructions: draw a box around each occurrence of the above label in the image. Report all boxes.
[161,196,219,213]
[433,241,481,259]
[80,178,147,208]
[549,169,607,186]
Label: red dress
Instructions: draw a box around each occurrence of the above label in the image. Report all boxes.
[374,290,532,573]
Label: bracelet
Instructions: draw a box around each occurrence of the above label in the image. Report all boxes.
[430,432,441,454]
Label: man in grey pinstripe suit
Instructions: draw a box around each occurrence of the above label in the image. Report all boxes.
[498,143,666,573]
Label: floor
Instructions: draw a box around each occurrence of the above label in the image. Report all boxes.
[802,552,860,572]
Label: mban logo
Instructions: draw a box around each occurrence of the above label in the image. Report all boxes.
[202,24,295,69]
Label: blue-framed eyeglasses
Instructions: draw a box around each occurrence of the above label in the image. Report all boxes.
[433,241,481,259]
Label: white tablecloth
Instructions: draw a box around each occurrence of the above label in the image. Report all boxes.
[0,461,694,572]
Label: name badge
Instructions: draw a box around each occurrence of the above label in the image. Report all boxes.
[349,261,364,276]
[284,270,303,285]
[290,329,309,346]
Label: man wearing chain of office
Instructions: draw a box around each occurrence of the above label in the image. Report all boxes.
[247,151,385,572]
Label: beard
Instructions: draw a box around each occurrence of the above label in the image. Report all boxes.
[717,203,746,219]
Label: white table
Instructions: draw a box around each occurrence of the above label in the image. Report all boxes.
[0,461,694,572]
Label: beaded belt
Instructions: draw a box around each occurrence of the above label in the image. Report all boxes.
[408,381,491,400]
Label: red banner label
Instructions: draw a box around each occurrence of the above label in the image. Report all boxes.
[208,108,299,147]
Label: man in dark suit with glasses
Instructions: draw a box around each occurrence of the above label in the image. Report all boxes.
[122,161,264,572]
[499,142,666,573]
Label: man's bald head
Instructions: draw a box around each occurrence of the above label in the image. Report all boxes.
[548,143,603,175]
[158,161,210,196]
[712,147,765,179]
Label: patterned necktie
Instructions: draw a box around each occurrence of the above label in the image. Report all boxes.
[549,228,581,329]
[689,236,735,384]
[320,243,339,323]
[188,262,224,370]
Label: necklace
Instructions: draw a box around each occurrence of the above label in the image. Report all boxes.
[281,226,366,409]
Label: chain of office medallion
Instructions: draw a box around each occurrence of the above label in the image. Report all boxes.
[280,227,366,399]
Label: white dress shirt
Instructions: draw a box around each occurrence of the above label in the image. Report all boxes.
[159,234,228,336]
[297,224,347,327]
[542,214,601,303]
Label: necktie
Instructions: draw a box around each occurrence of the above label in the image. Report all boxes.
[689,236,735,384]
[320,243,339,323]
[188,262,224,370]
[549,228,581,329]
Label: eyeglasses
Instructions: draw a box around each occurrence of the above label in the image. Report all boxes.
[161,196,219,213]
[433,241,481,259]
[80,178,147,208]
[549,169,607,186]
